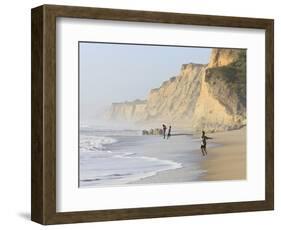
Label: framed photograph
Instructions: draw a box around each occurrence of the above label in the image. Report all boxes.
[31,4,274,225]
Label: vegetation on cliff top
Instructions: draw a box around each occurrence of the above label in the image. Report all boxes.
[205,50,246,115]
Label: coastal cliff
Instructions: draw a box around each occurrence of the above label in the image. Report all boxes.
[192,49,246,131]
[106,48,246,132]
[106,99,147,122]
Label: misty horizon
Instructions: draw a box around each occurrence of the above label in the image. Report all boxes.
[79,42,212,122]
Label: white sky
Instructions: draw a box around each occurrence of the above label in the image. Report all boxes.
[79,42,211,120]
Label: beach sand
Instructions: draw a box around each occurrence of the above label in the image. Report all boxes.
[131,127,246,184]
[200,127,246,181]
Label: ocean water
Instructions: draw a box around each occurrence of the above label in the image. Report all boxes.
[79,125,203,187]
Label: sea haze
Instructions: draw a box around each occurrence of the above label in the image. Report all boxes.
[79,42,211,121]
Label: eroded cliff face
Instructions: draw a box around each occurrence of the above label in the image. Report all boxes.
[192,49,246,131]
[106,48,246,131]
[105,99,147,122]
[208,48,242,68]
[144,63,205,125]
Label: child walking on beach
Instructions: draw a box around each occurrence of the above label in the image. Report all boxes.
[162,124,167,139]
[167,126,172,139]
[201,131,212,156]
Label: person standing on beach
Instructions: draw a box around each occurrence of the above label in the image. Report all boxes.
[162,124,167,139]
[201,131,212,156]
[167,126,172,139]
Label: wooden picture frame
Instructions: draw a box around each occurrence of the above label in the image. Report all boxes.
[31,4,274,225]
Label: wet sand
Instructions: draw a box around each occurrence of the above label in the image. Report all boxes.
[200,127,246,181]
[131,127,246,184]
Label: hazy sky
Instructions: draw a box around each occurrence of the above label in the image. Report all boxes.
[80,42,211,120]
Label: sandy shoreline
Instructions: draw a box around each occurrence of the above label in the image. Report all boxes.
[199,127,246,181]
[131,127,246,184]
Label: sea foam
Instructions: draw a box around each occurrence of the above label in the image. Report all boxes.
[79,133,182,187]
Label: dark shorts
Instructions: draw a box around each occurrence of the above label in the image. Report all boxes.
[201,144,206,148]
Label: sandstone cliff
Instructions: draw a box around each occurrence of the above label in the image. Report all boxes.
[192,49,246,131]
[105,99,147,122]
[106,48,246,131]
